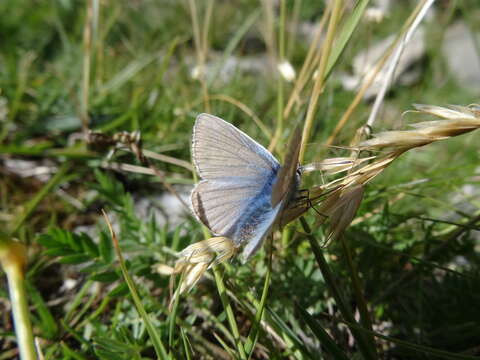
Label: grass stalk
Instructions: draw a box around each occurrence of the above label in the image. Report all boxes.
[0,240,37,360]
[365,0,435,133]
[213,266,247,360]
[325,0,434,146]
[188,0,211,112]
[269,0,287,152]
[80,0,93,134]
[283,5,329,119]
[299,217,378,360]
[244,236,274,357]
[10,163,70,236]
[299,0,343,163]
[102,211,169,359]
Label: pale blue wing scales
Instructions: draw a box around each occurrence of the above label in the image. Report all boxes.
[192,113,279,180]
[191,113,283,258]
[240,204,282,262]
[191,179,261,238]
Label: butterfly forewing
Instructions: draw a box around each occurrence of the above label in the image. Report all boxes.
[192,114,278,180]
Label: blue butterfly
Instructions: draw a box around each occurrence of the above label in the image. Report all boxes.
[191,114,302,261]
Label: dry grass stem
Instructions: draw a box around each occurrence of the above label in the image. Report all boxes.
[283,3,331,118]
[326,0,437,147]
[365,0,435,131]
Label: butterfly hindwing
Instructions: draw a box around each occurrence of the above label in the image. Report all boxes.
[191,114,280,239]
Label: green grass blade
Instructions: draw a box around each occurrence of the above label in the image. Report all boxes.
[324,0,370,80]
[206,10,260,88]
[296,304,350,360]
[213,332,238,359]
[244,240,273,357]
[168,268,186,354]
[10,163,70,236]
[103,211,169,360]
[340,236,378,356]
[96,55,156,103]
[26,281,59,339]
[213,266,247,360]
[180,327,193,360]
[299,217,378,360]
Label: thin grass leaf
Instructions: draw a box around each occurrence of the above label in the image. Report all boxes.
[26,281,59,339]
[300,217,378,360]
[10,163,70,236]
[206,10,260,88]
[324,0,371,80]
[265,306,316,359]
[180,327,193,360]
[295,304,350,360]
[64,280,94,324]
[168,268,186,354]
[213,266,247,360]
[341,319,480,360]
[102,210,169,360]
[212,332,238,360]
[244,240,273,357]
[96,55,156,103]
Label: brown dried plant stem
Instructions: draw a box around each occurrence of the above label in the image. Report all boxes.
[283,3,330,119]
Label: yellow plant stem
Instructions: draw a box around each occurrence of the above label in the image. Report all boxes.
[299,0,343,163]
[0,240,37,360]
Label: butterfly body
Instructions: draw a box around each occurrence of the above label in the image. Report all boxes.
[191,113,301,261]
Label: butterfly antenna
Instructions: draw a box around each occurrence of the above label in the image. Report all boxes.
[294,188,328,220]
[305,193,328,222]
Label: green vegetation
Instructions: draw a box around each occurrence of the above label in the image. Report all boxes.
[1,1,480,359]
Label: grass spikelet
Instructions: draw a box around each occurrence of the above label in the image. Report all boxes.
[293,103,480,243]
[360,104,480,150]
[168,237,236,301]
